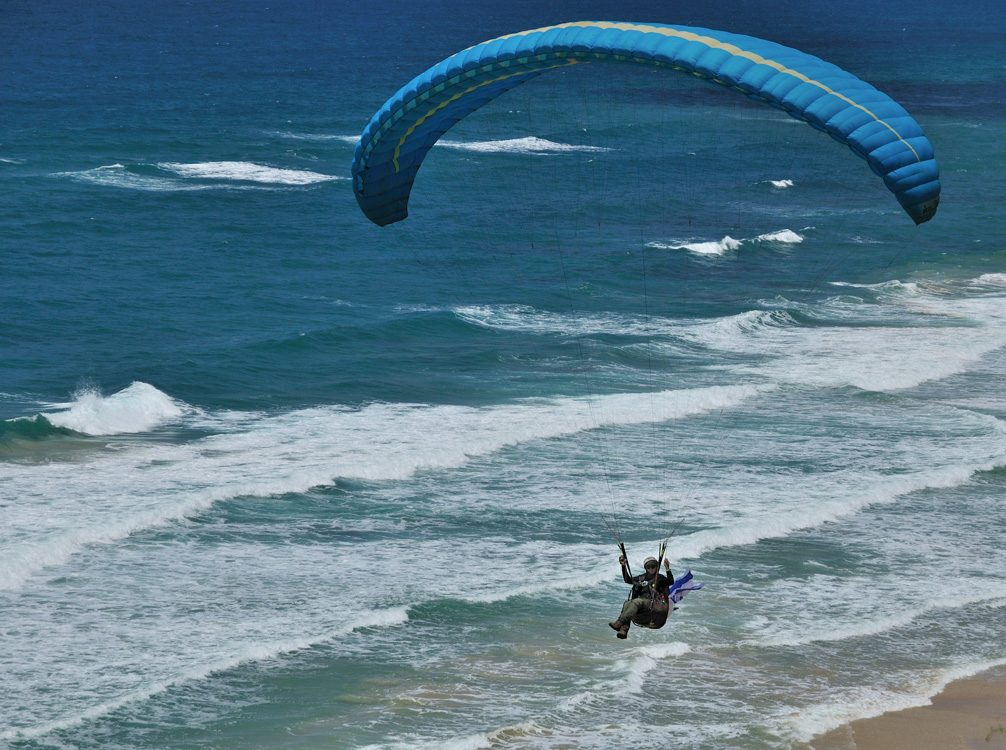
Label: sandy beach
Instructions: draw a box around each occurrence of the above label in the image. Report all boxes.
[806,666,1006,750]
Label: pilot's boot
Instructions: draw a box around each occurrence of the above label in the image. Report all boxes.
[609,620,629,638]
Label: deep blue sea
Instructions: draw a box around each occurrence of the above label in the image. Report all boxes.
[3,1,1006,748]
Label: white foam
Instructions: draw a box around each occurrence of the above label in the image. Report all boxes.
[829,279,922,295]
[683,291,1006,391]
[975,273,1006,286]
[618,642,692,696]
[437,136,612,154]
[0,606,408,742]
[58,161,344,190]
[43,382,185,436]
[752,582,1006,647]
[363,721,552,750]
[682,309,797,349]
[0,384,769,590]
[647,236,742,256]
[455,304,683,338]
[671,454,1006,564]
[769,179,794,188]
[647,229,804,256]
[782,657,1006,743]
[769,326,1002,391]
[755,229,803,243]
[275,132,359,144]
[158,161,341,184]
[557,642,692,717]
[58,164,215,192]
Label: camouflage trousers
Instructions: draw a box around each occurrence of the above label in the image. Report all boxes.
[614,597,652,631]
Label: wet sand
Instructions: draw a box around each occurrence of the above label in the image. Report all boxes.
[806,666,1006,750]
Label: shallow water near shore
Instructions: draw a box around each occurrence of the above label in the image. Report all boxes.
[3,0,1006,748]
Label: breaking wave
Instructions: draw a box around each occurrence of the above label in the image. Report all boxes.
[56,162,343,191]
[437,136,612,154]
[647,229,804,255]
[42,382,186,436]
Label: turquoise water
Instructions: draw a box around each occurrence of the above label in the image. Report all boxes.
[3,1,1006,748]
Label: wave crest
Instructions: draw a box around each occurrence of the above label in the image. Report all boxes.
[647,229,804,255]
[0,415,76,444]
[158,161,340,185]
[43,382,185,436]
[438,136,612,154]
[56,162,344,191]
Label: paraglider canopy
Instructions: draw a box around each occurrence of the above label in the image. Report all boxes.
[351,21,940,227]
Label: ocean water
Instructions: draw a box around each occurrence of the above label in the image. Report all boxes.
[3,1,1006,748]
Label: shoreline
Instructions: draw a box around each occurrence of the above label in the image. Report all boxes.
[804,665,1006,750]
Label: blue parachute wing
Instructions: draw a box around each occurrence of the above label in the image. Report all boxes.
[351,22,940,227]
